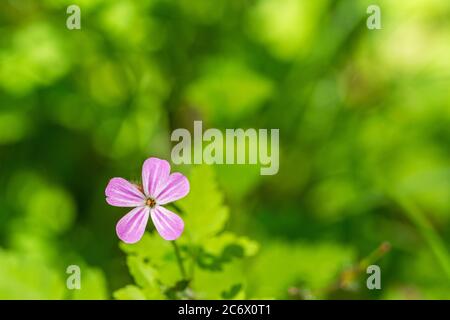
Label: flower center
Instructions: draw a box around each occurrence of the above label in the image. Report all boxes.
[146,198,156,208]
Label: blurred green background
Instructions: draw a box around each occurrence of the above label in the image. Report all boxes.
[0,0,449,299]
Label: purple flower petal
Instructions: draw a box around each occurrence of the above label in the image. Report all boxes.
[155,173,190,205]
[150,205,184,240]
[116,206,150,243]
[105,177,146,207]
[142,157,170,198]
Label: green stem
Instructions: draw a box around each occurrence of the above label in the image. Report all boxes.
[318,242,391,298]
[358,241,391,271]
[171,240,187,280]
[394,195,450,280]
[169,204,194,280]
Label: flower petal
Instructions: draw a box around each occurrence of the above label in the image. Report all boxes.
[142,157,171,198]
[150,206,184,240]
[116,206,150,243]
[105,178,146,207]
[155,173,190,205]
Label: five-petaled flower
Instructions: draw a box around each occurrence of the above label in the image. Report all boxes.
[105,157,189,243]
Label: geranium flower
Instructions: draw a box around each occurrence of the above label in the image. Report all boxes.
[105,157,189,243]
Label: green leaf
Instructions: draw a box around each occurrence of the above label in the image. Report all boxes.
[178,165,229,243]
[164,279,192,300]
[221,283,243,299]
[120,232,172,261]
[204,232,259,257]
[191,260,248,299]
[126,255,159,289]
[120,233,181,288]
[113,285,146,300]
[196,233,259,271]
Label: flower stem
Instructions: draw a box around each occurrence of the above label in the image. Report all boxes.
[171,240,187,280]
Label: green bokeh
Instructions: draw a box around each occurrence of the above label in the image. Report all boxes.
[0,0,449,299]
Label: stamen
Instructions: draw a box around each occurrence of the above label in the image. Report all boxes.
[146,198,156,208]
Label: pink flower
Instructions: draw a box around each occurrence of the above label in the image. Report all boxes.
[105,157,189,243]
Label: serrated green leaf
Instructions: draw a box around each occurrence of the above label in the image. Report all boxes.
[192,260,248,299]
[196,233,259,272]
[120,233,182,288]
[204,232,259,257]
[126,256,159,289]
[120,232,172,261]
[177,165,229,243]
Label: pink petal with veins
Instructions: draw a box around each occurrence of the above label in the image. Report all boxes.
[116,206,150,243]
[142,157,170,198]
[151,205,184,240]
[105,178,145,207]
[156,173,190,205]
